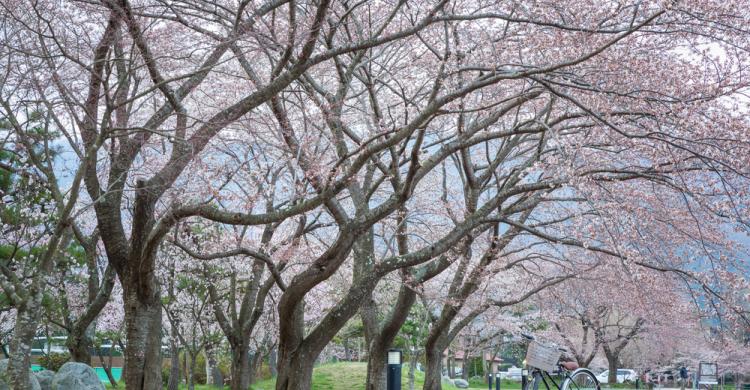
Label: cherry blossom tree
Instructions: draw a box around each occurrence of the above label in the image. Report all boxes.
[2,2,750,390]
[160,247,221,390]
[44,230,117,364]
[537,255,743,384]
[0,105,90,387]
[170,220,295,390]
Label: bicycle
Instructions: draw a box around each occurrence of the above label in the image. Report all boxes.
[520,333,600,390]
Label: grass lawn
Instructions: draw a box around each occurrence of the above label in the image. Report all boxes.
[106,384,216,389]
[251,361,453,390]
[250,361,520,390]
[106,364,743,390]
[105,362,524,389]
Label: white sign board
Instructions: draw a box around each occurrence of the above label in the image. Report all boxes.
[698,362,718,385]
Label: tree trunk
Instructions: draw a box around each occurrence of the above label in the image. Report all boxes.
[102,364,118,388]
[252,351,264,384]
[248,351,257,385]
[183,349,188,383]
[96,344,119,387]
[275,275,374,389]
[275,257,381,390]
[365,286,416,390]
[167,339,181,390]
[447,355,453,378]
[117,339,127,382]
[365,348,388,390]
[275,349,316,390]
[268,348,277,377]
[66,329,93,365]
[206,347,212,386]
[206,343,222,387]
[8,304,39,390]
[275,302,308,390]
[488,350,492,383]
[422,347,444,390]
[409,352,418,390]
[188,353,197,390]
[343,339,351,361]
[211,366,223,388]
[606,353,618,384]
[122,284,163,390]
[230,342,251,390]
[461,357,468,380]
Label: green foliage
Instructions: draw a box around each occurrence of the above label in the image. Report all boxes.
[0,292,11,307]
[179,351,231,385]
[0,111,58,276]
[64,242,87,266]
[38,352,70,371]
[162,360,173,386]
[0,244,22,261]
[466,356,484,378]
[395,301,430,352]
[192,352,207,385]
[0,150,12,192]
[92,333,124,357]
[333,318,364,345]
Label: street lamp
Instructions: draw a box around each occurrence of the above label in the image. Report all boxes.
[387,349,403,390]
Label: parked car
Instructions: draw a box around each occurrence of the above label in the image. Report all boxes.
[596,369,638,384]
[499,366,523,381]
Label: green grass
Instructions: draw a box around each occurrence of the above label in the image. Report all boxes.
[106,384,216,389]
[470,378,522,389]
[251,361,499,390]
[105,361,522,389]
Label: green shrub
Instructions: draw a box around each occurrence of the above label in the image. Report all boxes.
[161,360,172,386]
[194,353,207,385]
[176,352,207,385]
[38,352,70,371]
[467,356,485,378]
[177,350,233,385]
[256,362,273,381]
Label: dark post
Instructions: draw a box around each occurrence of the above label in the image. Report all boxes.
[522,369,528,390]
[496,371,501,390]
[489,373,494,390]
[387,349,402,390]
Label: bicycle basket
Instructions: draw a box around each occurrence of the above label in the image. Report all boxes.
[525,341,561,373]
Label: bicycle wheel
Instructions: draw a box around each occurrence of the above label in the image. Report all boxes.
[561,369,600,390]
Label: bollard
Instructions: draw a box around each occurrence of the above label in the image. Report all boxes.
[489,374,494,390]
[387,349,402,390]
[496,372,501,390]
[522,369,529,390]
